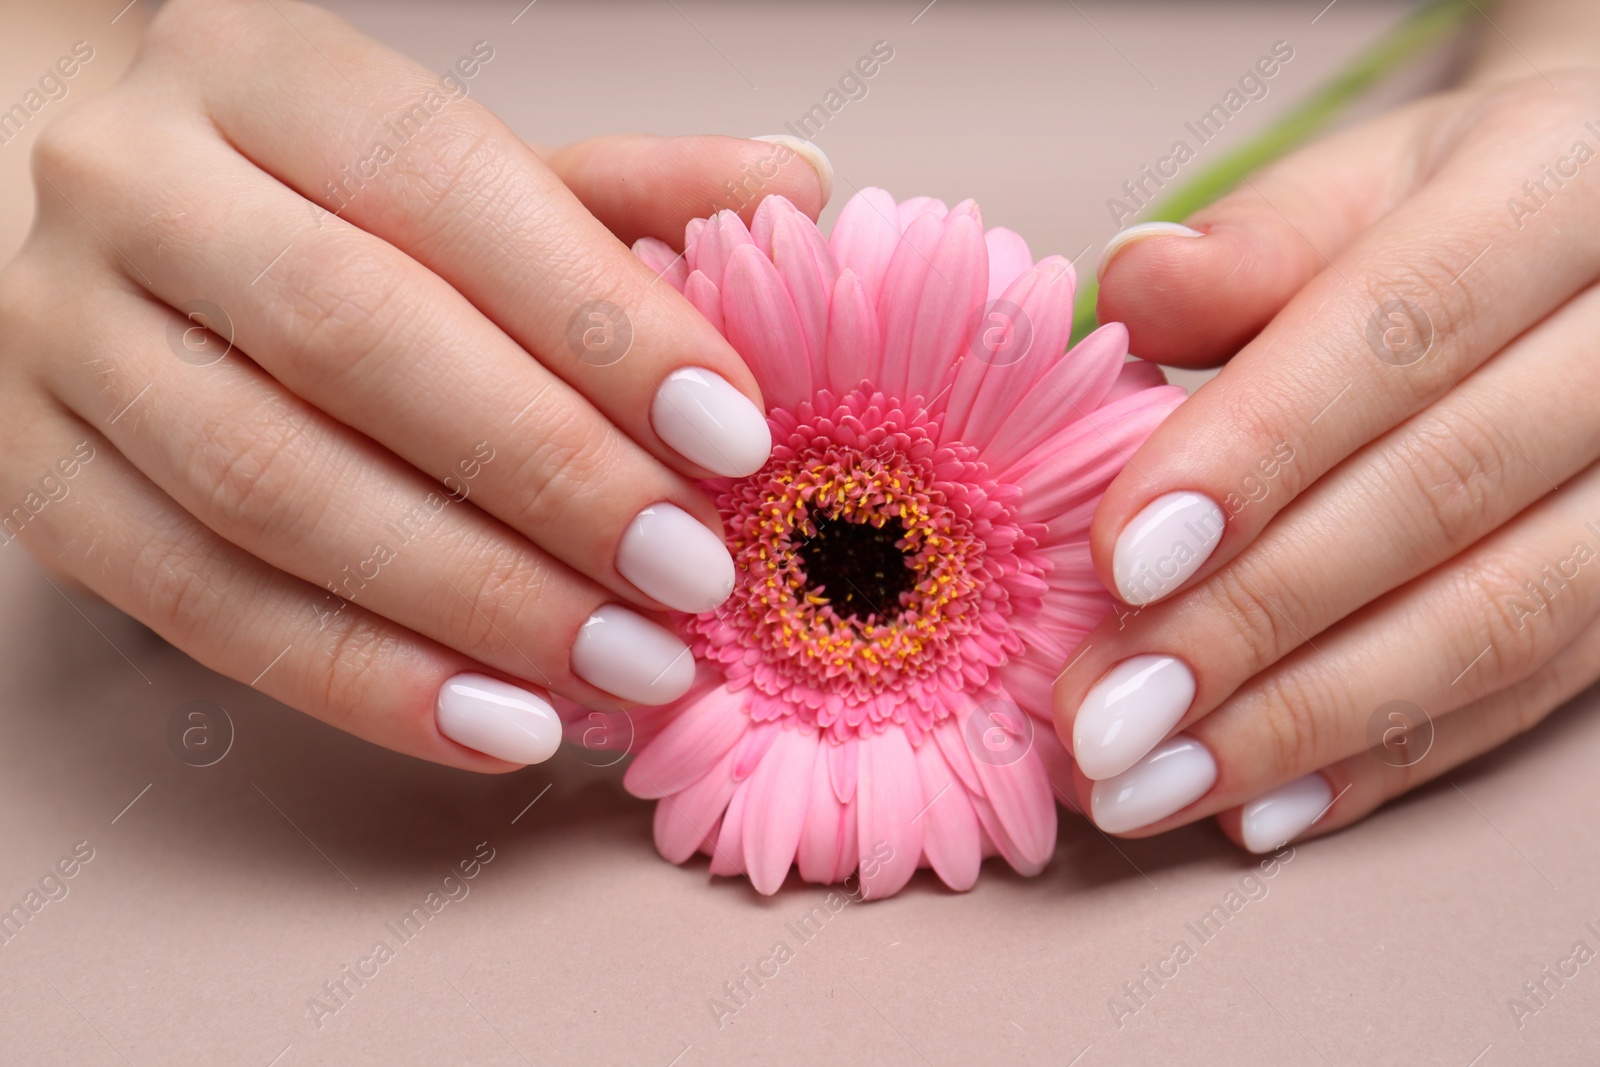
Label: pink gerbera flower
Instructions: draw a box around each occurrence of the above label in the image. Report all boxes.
[599,189,1183,898]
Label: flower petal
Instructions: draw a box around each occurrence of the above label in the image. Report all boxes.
[824,268,881,394]
[722,242,813,408]
[984,226,1033,300]
[829,187,901,306]
[623,687,747,799]
[633,236,687,291]
[856,728,925,899]
[943,256,1076,445]
[897,196,948,228]
[1103,358,1169,403]
[742,726,820,894]
[710,779,751,877]
[875,211,946,400]
[770,199,840,385]
[906,200,988,411]
[692,209,755,289]
[653,747,739,864]
[970,729,1056,873]
[682,269,724,334]
[913,740,982,891]
[798,743,845,883]
[979,322,1131,472]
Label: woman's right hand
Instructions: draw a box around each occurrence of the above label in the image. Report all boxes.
[0,0,828,770]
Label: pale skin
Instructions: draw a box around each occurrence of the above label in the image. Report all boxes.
[2,1,1595,854]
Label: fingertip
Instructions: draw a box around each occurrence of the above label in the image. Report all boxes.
[750,134,832,214]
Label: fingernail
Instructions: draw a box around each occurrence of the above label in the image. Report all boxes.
[1113,491,1226,606]
[616,502,735,614]
[571,603,696,704]
[752,134,833,205]
[1096,222,1205,281]
[652,367,772,478]
[436,672,562,765]
[1091,735,1216,834]
[1073,654,1197,780]
[1239,773,1333,853]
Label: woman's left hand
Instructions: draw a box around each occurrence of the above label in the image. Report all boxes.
[1052,65,1600,852]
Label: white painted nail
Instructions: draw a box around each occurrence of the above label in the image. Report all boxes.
[436,673,562,765]
[652,367,772,478]
[616,503,735,614]
[1239,773,1333,853]
[1096,222,1205,280]
[1113,491,1226,606]
[571,604,695,705]
[753,134,833,205]
[1073,654,1197,781]
[1091,736,1216,834]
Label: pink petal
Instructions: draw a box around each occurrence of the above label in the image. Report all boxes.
[722,243,813,408]
[832,794,861,884]
[824,269,881,394]
[984,227,1033,300]
[906,200,988,411]
[798,743,845,883]
[1006,384,1187,522]
[692,209,754,289]
[732,719,782,780]
[684,218,706,269]
[874,211,946,400]
[897,196,948,228]
[742,727,820,894]
[829,736,858,803]
[682,269,724,334]
[770,200,840,385]
[1103,358,1170,403]
[855,729,925,899]
[943,256,1076,445]
[913,741,982,891]
[710,779,751,877]
[829,187,901,306]
[979,322,1132,473]
[968,713,1056,872]
[931,717,983,798]
[653,747,739,863]
[623,687,747,799]
[633,236,687,292]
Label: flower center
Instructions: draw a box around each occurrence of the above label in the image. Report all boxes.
[795,513,915,624]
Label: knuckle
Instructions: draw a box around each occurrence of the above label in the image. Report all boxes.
[1383,403,1511,550]
[1359,250,1480,396]
[134,529,227,646]
[269,239,423,392]
[29,99,119,193]
[446,541,553,660]
[1198,564,1299,676]
[1458,554,1567,685]
[1251,668,1339,780]
[313,611,399,726]
[504,408,624,534]
[196,408,315,538]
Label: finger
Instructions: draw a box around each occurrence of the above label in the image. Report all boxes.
[1219,609,1600,853]
[1057,279,1600,780]
[1095,98,1437,365]
[44,283,697,709]
[1080,457,1600,837]
[1090,82,1600,608]
[0,406,559,771]
[544,133,831,246]
[44,113,736,619]
[140,0,772,478]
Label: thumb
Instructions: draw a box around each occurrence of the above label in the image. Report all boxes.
[1095,98,1442,367]
[542,133,832,247]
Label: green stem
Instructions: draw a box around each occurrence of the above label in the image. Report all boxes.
[1069,0,1478,344]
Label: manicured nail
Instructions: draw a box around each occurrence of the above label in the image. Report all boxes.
[1240,773,1333,853]
[1113,491,1226,606]
[436,673,562,765]
[616,503,735,614]
[571,604,695,704]
[1073,654,1197,781]
[1091,736,1216,834]
[652,367,772,478]
[1096,222,1205,280]
[753,134,833,205]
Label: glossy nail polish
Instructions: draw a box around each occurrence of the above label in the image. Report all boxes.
[1091,736,1216,834]
[1113,491,1226,606]
[571,604,695,705]
[1239,773,1333,853]
[616,503,735,614]
[1096,221,1204,280]
[652,367,772,478]
[436,673,562,765]
[752,134,834,204]
[1073,654,1197,780]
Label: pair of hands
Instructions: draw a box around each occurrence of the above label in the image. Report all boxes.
[4,0,1595,858]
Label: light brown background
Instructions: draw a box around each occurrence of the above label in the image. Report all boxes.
[2,2,1596,1064]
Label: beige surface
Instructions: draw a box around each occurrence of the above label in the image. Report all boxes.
[3,2,1597,1065]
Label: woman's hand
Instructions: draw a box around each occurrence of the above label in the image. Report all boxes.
[0,0,827,770]
[1053,59,1600,850]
